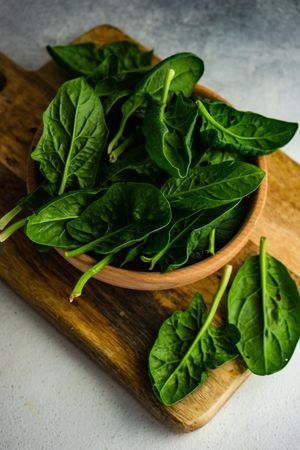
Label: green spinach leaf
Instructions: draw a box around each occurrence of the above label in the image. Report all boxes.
[47,43,100,76]
[162,161,265,211]
[25,189,101,248]
[197,100,298,155]
[143,69,198,177]
[31,77,108,195]
[149,265,240,405]
[228,237,300,375]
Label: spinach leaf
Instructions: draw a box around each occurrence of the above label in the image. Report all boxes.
[142,201,241,271]
[162,161,265,211]
[149,265,240,405]
[25,190,101,248]
[66,182,172,257]
[143,69,198,177]
[228,237,300,375]
[31,77,108,195]
[197,100,298,155]
[107,53,204,160]
[47,43,100,76]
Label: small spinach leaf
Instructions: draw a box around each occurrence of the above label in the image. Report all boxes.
[197,100,298,155]
[47,43,100,76]
[149,265,240,405]
[143,69,198,177]
[228,237,300,375]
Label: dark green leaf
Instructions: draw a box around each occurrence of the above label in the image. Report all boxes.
[228,237,300,375]
[162,161,265,211]
[149,266,239,405]
[31,77,108,194]
[47,43,100,76]
[25,189,101,248]
[197,100,298,155]
[143,87,198,177]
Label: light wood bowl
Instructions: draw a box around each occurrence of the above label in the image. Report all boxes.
[27,83,267,290]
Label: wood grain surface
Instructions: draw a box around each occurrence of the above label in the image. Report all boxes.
[0,24,299,431]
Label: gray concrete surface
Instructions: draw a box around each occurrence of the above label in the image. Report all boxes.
[0,1,299,449]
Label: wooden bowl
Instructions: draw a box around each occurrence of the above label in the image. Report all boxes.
[27,83,267,290]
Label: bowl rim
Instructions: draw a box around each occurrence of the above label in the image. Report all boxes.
[26,83,267,290]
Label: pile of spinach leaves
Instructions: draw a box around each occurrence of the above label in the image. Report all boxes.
[0,40,298,300]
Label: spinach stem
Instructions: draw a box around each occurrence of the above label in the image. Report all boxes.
[69,253,114,302]
[0,205,22,230]
[200,264,232,336]
[160,264,232,395]
[207,228,216,255]
[259,236,268,372]
[109,133,135,163]
[161,68,175,110]
[0,218,27,242]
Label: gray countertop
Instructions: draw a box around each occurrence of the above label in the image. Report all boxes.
[0,1,299,449]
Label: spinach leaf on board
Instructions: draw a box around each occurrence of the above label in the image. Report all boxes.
[107,53,204,160]
[149,265,240,405]
[97,41,153,71]
[66,182,172,257]
[142,68,198,178]
[47,43,100,76]
[142,201,241,271]
[228,237,300,375]
[162,161,265,211]
[25,190,102,248]
[197,100,298,155]
[31,77,108,195]
[47,41,153,78]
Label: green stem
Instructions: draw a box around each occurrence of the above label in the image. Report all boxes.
[200,264,232,336]
[109,133,135,163]
[0,205,22,230]
[207,228,216,255]
[160,264,232,393]
[69,254,114,302]
[0,218,27,242]
[260,236,268,373]
[161,68,175,112]
[107,115,128,155]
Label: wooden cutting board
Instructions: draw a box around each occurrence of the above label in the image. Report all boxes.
[0,24,299,432]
